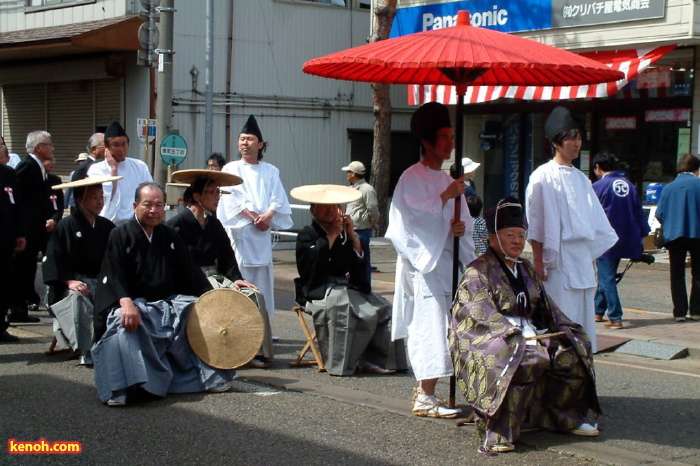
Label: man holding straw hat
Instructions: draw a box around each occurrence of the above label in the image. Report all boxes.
[167,169,274,368]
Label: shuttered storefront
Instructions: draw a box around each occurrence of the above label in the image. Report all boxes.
[2,78,122,178]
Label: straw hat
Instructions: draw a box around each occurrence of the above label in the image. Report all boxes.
[74,152,89,163]
[51,175,123,190]
[290,184,361,204]
[187,289,264,369]
[171,169,242,187]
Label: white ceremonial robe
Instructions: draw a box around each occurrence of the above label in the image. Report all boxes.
[88,158,153,225]
[525,160,618,352]
[217,160,293,317]
[386,162,475,380]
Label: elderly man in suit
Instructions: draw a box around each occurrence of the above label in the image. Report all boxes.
[10,131,56,323]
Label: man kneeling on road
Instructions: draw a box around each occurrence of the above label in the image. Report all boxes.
[91,182,235,406]
[450,197,601,455]
[293,184,406,376]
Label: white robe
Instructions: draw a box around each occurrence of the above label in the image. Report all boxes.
[217,159,293,318]
[525,160,618,352]
[87,158,153,225]
[386,162,475,380]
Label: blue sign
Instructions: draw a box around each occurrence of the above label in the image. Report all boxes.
[390,0,665,37]
[390,0,553,38]
[160,133,188,166]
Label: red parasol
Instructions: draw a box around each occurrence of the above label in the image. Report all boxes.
[302,10,624,407]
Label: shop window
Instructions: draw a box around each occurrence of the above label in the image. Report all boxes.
[277,0,370,8]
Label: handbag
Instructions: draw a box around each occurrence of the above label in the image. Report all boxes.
[653,226,664,248]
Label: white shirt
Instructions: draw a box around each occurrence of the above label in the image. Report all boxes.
[87,158,153,225]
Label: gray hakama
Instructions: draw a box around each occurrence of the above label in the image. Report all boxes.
[50,278,97,352]
[307,279,407,376]
[92,295,237,402]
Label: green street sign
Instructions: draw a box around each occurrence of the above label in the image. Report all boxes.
[160,133,187,166]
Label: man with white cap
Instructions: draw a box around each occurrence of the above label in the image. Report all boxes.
[341,160,380,285]
[450,157,481,198]
[525,106,617,352]
[294,184,406,376]
[217,115,293,322]
[386,102,475,418]
[87,121,152,225]
[451,197,600,455]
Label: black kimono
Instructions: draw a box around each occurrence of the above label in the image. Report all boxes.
[91,220,232,403]
[295,221,406,376]
[165,208,243,281]
[93,220,212,339]
[43,210,115,303]
[166,208,274,360]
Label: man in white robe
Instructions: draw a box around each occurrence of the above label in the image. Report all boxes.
[525,106,617,352]
[386,102,475,418]
[217,115,293,318]
[87,121,152,225]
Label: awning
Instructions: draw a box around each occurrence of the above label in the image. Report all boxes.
[408,45,678,105]
[0,15,143,63]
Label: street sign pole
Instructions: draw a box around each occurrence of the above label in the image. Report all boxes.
[154,0,174,187]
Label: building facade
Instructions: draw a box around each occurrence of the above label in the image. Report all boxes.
[0,0,416,227]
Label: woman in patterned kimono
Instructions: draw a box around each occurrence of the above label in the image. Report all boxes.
[450,197,601,455]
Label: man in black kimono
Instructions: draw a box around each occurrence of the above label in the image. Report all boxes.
[92,182,234,406]
[0,163,26,342]
[293,184,406,376]
[43,175,118,364]
[166,169,274,366]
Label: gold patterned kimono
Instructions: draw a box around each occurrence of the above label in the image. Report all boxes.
[450,248,600,446]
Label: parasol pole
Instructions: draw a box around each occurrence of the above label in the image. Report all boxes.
[449,84,466,409]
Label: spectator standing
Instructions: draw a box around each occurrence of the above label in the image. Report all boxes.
[207,152,225,171]
[217,115,293,321]
[467,195,488,256]
[525,106,617,352]
[655,153,700,322]
[10,130,56,322]
[73,133,105,181]
[0,161,26,341]
[87,122,152,225]
[592,151,650,328]
[341,160,380,285]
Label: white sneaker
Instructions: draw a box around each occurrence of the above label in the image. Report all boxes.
[570,422,599,437]
[412,395,461,419]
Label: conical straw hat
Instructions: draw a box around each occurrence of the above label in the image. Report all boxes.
[187,289,264,369]
[290,184,361,204]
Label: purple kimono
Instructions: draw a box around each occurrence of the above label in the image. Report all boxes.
[450,248,600,447]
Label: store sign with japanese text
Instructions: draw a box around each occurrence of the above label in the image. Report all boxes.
[391,0,666,37]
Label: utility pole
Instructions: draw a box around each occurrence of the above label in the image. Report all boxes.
[154,0,174,186]
[204,0,214,158]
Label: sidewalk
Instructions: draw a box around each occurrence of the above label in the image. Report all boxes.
[273,238,700,359]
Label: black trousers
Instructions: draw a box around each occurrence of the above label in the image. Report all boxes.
[0,245,15,333]
[11,233,44,314]
[666,237,700,319]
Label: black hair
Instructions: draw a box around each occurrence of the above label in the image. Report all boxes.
[592,151,620,172]
[466,195,483,218]
[550,128,582,156]
[207,152,226,168]
[134,181,166,203]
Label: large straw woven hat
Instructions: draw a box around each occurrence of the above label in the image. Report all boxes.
[290,184,361,204]
[51,175,123,190]
[187,289,264,369]
[171,169,242,187]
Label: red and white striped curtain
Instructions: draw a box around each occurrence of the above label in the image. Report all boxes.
[408,45,678,105]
